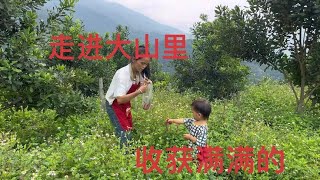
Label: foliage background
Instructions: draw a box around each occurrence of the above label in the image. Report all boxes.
[0,0,319,179]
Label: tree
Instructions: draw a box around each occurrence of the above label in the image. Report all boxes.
[308,38,320,108]
[171,14,249,100]
[223,0,320,113]
[47,16,118,96]
[0,0,97,116]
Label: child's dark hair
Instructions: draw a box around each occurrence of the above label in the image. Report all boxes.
[133,45,151,79]
[191,99,212,119]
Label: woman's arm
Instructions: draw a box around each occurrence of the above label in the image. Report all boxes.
[116,83,148,104]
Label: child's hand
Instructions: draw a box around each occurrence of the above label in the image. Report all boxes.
[166,118,173,124]
[183,134,192,140]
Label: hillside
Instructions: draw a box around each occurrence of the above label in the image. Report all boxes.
[38,0,283,80]
[38,0,185,40]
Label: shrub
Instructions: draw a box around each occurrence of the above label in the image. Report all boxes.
[0,108,58,145]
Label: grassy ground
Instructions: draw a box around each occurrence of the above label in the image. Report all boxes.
[0,80,319,179]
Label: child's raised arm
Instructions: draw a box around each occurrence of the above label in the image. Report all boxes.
[166,118,184,125]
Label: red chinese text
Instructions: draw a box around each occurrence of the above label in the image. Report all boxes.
[49,33,187,61]
[136,145,285,174]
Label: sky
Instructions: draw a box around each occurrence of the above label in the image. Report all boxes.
[105,0,249,33]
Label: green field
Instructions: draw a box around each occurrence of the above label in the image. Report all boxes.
[1,80,319,179]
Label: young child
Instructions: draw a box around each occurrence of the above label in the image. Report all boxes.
[166,99,211,164]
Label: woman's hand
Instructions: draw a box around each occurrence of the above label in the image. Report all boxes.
[137,77,151,94]
[138,83,148,94]
[143,78,152,85]
[143,103,151,110]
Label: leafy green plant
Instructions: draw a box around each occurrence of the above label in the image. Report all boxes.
[0,77,319,179]
[0,108,59,145]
